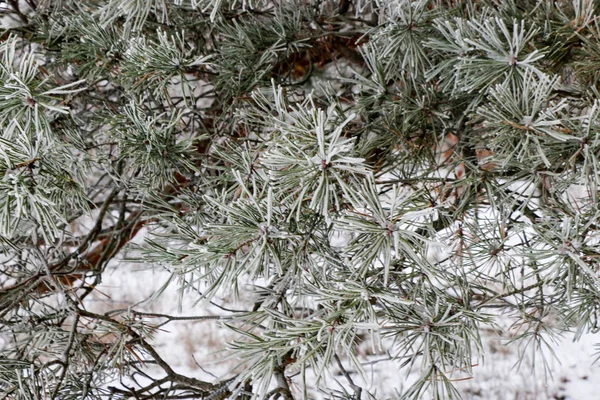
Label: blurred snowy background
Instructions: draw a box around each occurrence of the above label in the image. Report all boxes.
[77,226,600,400]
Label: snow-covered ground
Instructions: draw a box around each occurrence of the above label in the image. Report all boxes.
[84,229,600,400]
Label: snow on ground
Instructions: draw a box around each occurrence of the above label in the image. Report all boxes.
[85,229,600,400]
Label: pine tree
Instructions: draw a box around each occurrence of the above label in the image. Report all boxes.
[1,0,600,398]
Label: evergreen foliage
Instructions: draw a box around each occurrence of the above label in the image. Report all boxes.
[1,0,600,398]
